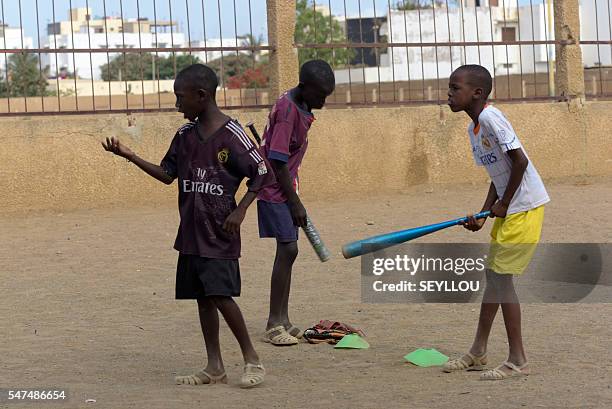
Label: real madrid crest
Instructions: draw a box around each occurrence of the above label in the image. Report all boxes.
[217,148,230,164]
[481,135,491,149]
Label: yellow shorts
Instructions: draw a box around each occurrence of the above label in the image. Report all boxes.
[487,205,545,275]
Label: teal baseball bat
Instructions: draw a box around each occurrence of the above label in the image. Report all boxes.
[342,211,492,259]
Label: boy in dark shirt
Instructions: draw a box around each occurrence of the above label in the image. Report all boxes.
[102,64,273,388]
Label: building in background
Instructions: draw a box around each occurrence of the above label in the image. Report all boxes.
[0,23,34,74]
[40,8,185,80]
[335,0,611,84]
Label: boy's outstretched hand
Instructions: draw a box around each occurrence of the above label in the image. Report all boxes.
[102,136,134,160]
[462,214,487,232]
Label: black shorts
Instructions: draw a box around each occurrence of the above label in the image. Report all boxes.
[175,254,241,299]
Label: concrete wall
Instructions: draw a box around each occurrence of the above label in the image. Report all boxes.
[1,101,609,213]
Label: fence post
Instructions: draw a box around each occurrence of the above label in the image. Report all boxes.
[267,0,299,100]
[554,0,585,100]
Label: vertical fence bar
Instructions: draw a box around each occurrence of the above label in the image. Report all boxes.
[357,0,367,103]
[501,1,511,99]
[1,0,10,112]
[516,0,524,98]
[417,2,425,101]
[474,0,482,66]
[313,0,318,59]
[594,0,604,95]
[153,0,161,108]
[232,0,243,106]
[343,0,353,104]
[201,0,208,63]
[85,0,96,110]
[529,0,538,96]
[328,0,337,104]
[103,0,112,110]
[185,0,193,63]
[17,0,27,111]
[488,0,497,98]
[217,0,227,107]
[445,0,454,74]
[387,0,396,102]
[137,0,146,109]
[51,0,61,111]
[431,0,440,103]
[248,0,259,105]
[460,0,468,65]
[542,0,552,96]
[68,0,79,111]
[168,0,177,78]
[401,0,411,101]
[35,0,45,112]
[372,0,382,103]
[119,0,129,109]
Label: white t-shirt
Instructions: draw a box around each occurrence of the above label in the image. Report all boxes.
[468,105,550,215]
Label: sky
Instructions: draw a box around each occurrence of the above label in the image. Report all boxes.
[0,0,551,47]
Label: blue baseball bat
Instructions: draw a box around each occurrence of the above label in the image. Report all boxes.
[342,211,492,259]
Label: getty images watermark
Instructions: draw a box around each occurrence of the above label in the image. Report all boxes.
[361,243,612,303]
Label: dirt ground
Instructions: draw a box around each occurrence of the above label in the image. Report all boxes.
[1,178,611,409]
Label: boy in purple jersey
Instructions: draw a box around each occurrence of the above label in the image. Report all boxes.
[102,64,273,388]
[258,60,335,345]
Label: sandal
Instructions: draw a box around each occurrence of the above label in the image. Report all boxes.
[262,325,298,346]
[480,361,529,380]
[240,363,265,389]
[175,369,227,385]
[286,325,304,339]
[443,352,488,372]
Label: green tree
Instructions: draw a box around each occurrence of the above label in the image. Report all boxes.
[0,53,49,97]
[206,53,264,87]
[295,0,354,68]
[239,33,266,61]
[100,53,201,81]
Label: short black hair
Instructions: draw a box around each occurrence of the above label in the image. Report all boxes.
[455,65,493,98]
[176,64,219,95]
[299,59,335,91]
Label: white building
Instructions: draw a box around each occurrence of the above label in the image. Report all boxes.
[189,39,247,63]
[335,0,609,84]
[0,24,34,74]
[40,8,185,80]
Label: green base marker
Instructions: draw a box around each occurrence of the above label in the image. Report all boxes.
[334,334,370,349]
[404,348,449,367]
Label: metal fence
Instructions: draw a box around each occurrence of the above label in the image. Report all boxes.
[580,0,612,98]
[0,0,271,116]
[1,0,612,116]
[296,0,612,106]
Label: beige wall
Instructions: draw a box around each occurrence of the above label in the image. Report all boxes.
[1,101,610,213]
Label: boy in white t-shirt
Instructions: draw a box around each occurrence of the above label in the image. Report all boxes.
[443,65,550,380]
